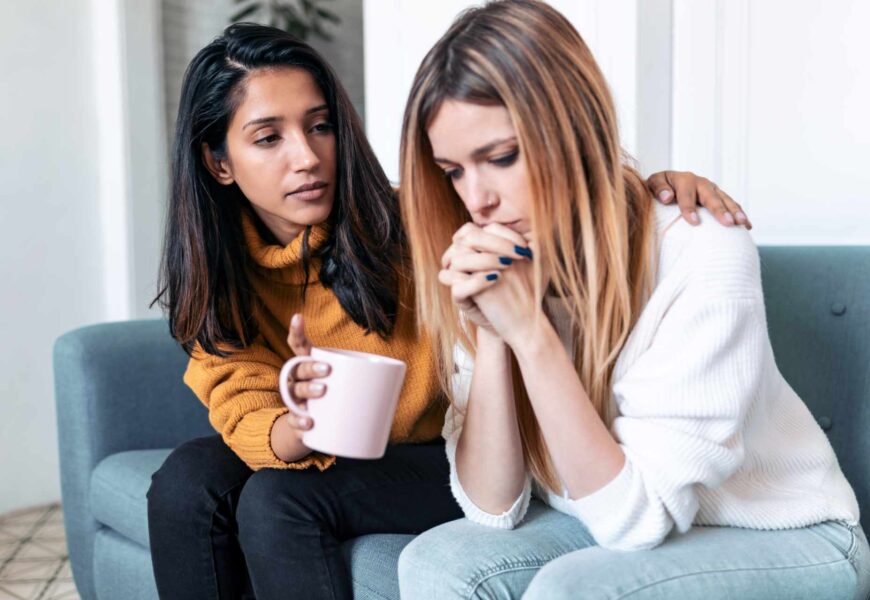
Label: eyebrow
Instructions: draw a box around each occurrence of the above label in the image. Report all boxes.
[242,104,330,130]
[433,136,517,164]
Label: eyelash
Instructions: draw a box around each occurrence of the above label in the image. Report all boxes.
[311,121,334,134]
[254,121,334,146]
[443,149,519,180]
[254,134,280,146]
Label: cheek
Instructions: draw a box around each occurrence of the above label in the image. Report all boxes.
[315,136,338,174]
[231,152,285,203]
[497,166,532,217]
[448,179,473,212]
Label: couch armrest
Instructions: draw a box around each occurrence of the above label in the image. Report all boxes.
[53,319,213,600]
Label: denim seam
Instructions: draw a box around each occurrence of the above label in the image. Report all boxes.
[315,522,340,600]
[617,556,853,599]
[844,522,861,572]
[202,493,223,599]
[806,520,861,575]
[466,555,564,598]
[209,478,251,600]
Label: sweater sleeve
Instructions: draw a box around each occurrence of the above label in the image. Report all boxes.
[567,237,767,550]
[184,340,335,471]
[443,343,533,529]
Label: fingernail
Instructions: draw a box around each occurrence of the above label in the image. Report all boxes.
[291,314,300,327]
[514,245,533,259]
[658,190,672,202]
[313,363,329,375]
[690,212,700,225]
[299,417,311,428]
[486,273,499,281]
[724,212,735,225]
[310,383,325,394]
[499,256,513,265]
[736,211,747,223]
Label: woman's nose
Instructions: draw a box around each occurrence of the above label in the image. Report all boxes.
[464,174,499,214]
[288,134,320,172]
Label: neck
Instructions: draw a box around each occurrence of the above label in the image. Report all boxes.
[251,205,304,246]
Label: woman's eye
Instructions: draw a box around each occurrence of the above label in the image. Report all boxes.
[443,168,462,181]
[311,121,334,134]
[255,134,280,146]
[490,150,519,167]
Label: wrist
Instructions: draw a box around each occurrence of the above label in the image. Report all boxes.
[508,315,560,362]
[476,326,507,350]
[270,414,311,462]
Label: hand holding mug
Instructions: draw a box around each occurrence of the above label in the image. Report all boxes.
[284,313,332,434]
[279,316,407,459]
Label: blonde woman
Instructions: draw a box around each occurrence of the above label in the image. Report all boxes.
[396,1,869,598]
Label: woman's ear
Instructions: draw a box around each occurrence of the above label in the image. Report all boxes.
[202,143,234,185]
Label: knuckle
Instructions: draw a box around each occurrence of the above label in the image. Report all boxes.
[293,364,310,381]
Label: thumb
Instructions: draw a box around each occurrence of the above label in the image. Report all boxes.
[287,313,313,356]
[646,171,675,204]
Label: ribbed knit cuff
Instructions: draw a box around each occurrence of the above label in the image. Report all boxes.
[228,407,336,471]
[567,458,633,523]
[449,468,532,529]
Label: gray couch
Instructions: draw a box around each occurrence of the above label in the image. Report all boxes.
[53,246,870,599]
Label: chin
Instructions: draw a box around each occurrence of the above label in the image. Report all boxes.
[287,200,334,227]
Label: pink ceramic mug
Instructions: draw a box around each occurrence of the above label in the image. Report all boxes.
[278,347,407,459]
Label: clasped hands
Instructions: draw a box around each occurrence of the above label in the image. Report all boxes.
[439,222,544,348]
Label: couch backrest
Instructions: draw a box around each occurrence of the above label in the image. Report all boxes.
[759,246,870,530]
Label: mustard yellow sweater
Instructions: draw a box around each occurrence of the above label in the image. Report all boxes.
[184,211,444,471]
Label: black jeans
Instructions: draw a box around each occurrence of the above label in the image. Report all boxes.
[147,435,461,600]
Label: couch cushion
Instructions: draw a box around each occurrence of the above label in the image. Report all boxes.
[94,527,160,600]
[759,246,870,530]
[90,447,413,599]
[90,449,172,548]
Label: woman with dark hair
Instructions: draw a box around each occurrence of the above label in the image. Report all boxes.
[146,23,462,599]
[146,20,747,600]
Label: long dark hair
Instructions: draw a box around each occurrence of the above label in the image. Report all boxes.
[154,23,405,356]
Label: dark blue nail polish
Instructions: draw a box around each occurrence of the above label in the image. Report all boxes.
[515,245,533,259]
[499,256,513,265]
[486,273,499,281]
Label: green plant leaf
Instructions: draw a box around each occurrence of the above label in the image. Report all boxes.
[231,4,261,22]
[315,8,340,24]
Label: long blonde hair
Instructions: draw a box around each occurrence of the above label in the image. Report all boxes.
[400,0,656,491]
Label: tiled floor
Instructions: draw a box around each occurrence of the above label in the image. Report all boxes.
[0,504,79,599]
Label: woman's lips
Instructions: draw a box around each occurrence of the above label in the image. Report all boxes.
[287,182,328,202]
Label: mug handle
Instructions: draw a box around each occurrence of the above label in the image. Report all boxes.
[279,356,313,418]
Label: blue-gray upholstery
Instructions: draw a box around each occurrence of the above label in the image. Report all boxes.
[53,246,870,599]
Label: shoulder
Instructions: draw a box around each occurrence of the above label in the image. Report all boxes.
[654,203,761,300]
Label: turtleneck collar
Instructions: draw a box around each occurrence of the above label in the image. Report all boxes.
[240,208,330,284]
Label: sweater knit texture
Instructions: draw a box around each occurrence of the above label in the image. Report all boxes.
[446,203,860,551]
[184,209,444,471]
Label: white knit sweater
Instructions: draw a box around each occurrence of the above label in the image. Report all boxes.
[445,203,859,551]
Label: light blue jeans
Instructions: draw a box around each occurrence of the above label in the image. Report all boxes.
[398,501,870,600]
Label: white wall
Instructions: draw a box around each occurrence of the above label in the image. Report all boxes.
[671,0,870,244]
[0,0,367,515]
[363,0,642,183]
[0,0,105,513]
[363,0,870,243]
[0,0,165,515]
